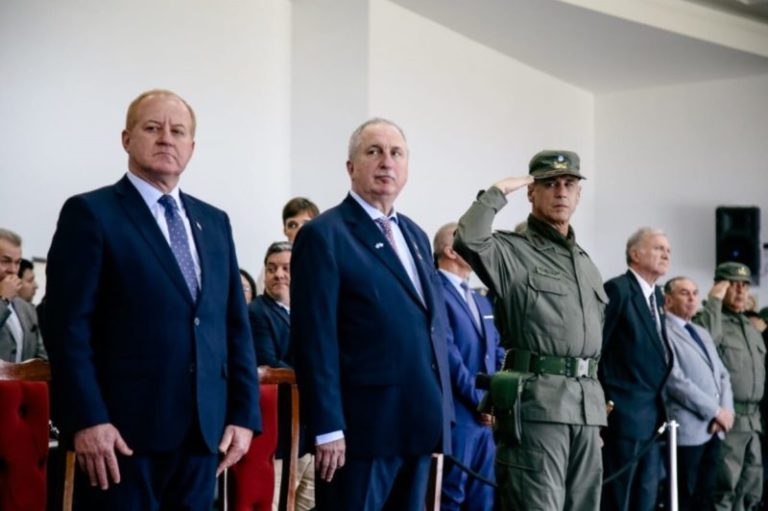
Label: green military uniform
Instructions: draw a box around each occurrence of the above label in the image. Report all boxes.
[454,151,607,511]
[693,262,765,511]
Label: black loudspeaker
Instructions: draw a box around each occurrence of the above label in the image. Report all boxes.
[716,206,760,285]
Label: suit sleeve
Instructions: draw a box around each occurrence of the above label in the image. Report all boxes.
[223,215,261,432]
[290,225,345,437]
[443,310,482,410]
[601,278,623,350]
[44,196,111,433]
[248,301,290,369]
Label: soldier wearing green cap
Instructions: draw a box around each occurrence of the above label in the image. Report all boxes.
[454,150,607,510]
[693,261,765,510]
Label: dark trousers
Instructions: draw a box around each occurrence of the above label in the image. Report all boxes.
[73,428,218,511]
[602,436,662,511]
[315,454,432,511]
[678,436,721,511]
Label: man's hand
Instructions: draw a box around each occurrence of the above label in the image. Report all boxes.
[74,423,133,490]
[0,274,21,301]
[315,437,345,483]
[714,407,734,432]
[709,281,730,301]
[493,175,535,196]
[478,413,494,427]
[217,425,254,476]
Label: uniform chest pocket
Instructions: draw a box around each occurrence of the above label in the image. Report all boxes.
[524,274,568,342]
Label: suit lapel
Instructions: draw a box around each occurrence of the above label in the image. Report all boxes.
[439,273,482,337]
[671,320,713,369]
[114,177,194,305]
[342,197,425,308]
[627,273,666,360]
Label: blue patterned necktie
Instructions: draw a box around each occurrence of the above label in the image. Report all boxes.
[460,281,482,328]
[685,323,711,364]
[158,195,198,301]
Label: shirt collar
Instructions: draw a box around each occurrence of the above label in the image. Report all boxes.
[349,190,399,224]
[126,171,184,211]
[629,267,656,301]
[666,311,687,328]
[438,268,467,296]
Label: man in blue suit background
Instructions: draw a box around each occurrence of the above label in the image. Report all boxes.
[44,89,261,509]
[433,222,503,511]
[290,118,452,511]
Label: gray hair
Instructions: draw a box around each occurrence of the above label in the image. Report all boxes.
[347,118,407,160]
[663,276,691,295]
[0,228,22,247]
[625,227,666,265]
[433,222,458,263]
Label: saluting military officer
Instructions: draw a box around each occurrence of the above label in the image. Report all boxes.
[454,150,608,511]
[693,261,766,511]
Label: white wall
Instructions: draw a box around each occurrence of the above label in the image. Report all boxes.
[368,0,596,260]
[595,74,768,303]
[0,0,292,274]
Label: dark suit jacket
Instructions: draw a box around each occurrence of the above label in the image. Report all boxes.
[248,294,291,369]
[44,175,260,453]
[439,273,503,425]
[599,270,672,440]
[290,194,453,458]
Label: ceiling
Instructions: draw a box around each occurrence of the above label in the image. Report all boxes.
[390,0,768,93]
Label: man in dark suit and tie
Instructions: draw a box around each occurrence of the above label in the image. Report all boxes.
[44,89,261,509]
[433,222,502,511]
[663,276,733,510]
[0,229,47,362]
[600,227,673,511]
[290,118,452,511]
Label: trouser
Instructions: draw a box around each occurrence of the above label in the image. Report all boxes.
[495,421,602,511]
[440,422,495,511]
[601,435,662,511]
[713,430,763,511]
[273,454,315,511]
[314,454,432,511]
[677,436,721,511]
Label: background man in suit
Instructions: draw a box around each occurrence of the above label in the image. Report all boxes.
[290,118,452,511]
[0,228,46,362]
[248,240,315,511]
[600,226,672,511]
[454,151,607,511]
[694,262,765,511]
[663,276,733,510]
[433,222,502,511]
[44,89,260,509]
[255,197,319,295]
[17,258,39,304]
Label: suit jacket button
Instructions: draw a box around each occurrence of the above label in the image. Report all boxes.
[194,317,200,326]
[189,363,196,374]
[432,363,437,371]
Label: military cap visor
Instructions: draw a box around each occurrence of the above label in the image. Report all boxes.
[529,150,585,180]
[714,261,752,282]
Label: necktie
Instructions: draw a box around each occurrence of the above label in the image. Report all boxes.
[158,195,199,301]
[649,292,660,333]
[460,281,482,329]
[374,217,398,253]
[684,323,711,364]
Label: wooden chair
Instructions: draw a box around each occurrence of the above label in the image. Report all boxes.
[223,367,300,511]
[0,359,75,511]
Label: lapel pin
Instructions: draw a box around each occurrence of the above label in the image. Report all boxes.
[195,221,202,231]
[375,242,384,249]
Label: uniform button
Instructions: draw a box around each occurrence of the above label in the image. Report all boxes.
[189,363,196,374]
[194,317,200,326]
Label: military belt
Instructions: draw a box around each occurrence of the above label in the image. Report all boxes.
[503,349,598,378]
[733,401,760,415]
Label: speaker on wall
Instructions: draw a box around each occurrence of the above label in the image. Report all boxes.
[716,206,760,285]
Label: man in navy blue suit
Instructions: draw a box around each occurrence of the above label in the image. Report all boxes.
[433,222,503,511]
[44,89,261,509]
[600,227,673,511]
[290,118,453,511]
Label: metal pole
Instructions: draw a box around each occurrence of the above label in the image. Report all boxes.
[668,420,679,511]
